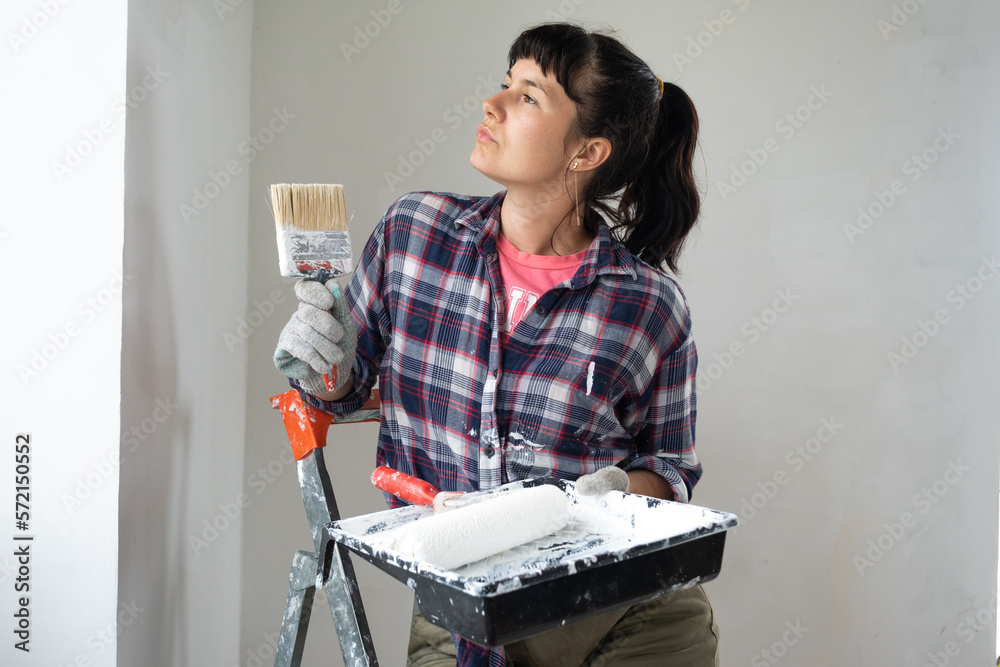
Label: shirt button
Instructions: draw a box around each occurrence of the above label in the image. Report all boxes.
[535,305,547,316]
[484,446,495,457]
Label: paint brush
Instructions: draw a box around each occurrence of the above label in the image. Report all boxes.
[270,183,353,391]
[270,183,352,282]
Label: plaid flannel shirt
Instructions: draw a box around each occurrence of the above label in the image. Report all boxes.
[300,190,702,503]
[298,191,702,666]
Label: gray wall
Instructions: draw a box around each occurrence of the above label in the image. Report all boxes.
[121,2,253,666]
[108,1,1000,666]
[241,1,1000,665]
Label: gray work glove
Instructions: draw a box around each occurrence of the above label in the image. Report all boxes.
[274,279,357,396]
[576,466,630,496]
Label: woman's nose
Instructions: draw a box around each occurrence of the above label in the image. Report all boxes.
[482,91,504,120]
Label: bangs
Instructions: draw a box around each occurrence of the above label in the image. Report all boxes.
[507,24,597,104]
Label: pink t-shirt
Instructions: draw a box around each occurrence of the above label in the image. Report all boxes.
[496,232,588,341]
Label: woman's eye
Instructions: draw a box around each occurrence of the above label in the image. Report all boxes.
[499,83,534,105]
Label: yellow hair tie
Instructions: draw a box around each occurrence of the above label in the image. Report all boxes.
[655,76,664,100]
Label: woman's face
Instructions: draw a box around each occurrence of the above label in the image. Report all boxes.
[470,58,581,195]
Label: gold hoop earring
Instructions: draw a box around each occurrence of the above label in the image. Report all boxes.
[571,161,580,226]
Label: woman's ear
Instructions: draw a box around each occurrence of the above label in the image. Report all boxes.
[574,137,612,172]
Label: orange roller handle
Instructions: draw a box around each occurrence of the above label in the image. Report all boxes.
[371,466,439,506]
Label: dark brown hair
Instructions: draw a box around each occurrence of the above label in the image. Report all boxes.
[509,23,700,273]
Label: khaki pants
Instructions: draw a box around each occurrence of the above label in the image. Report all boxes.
[407,585,719,667]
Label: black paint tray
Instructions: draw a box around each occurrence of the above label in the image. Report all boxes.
[323,478,737,646]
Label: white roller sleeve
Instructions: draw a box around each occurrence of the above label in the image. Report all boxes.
[389,485,570,570]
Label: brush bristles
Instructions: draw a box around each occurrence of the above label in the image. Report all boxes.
[270,183,348,232]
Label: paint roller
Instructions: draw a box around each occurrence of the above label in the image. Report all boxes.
[370,465,470,513]
[372,468,571,570]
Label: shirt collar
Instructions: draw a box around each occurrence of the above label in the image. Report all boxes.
[456,191,639,283]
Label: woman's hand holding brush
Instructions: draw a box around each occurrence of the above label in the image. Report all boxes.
[274,279,357,398]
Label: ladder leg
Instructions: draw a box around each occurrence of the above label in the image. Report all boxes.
[274,550,318,667]
[300,448,379,666]
[319,538,378,667]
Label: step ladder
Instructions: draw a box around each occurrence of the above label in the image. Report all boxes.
[270,388,382,667]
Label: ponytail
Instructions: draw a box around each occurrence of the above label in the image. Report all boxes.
[509,23,702,274]
[616,82,700,274]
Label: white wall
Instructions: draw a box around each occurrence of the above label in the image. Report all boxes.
[2,1,127,664]
[242,1,1000,665]
[119,2,254,666]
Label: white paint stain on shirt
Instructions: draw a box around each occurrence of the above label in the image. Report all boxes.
[507,432,544,449]
[586,361,595,396]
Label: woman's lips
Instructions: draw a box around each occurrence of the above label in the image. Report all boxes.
[476,125,496,143]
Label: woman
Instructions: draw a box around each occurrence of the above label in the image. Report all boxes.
[275,22,717,667]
